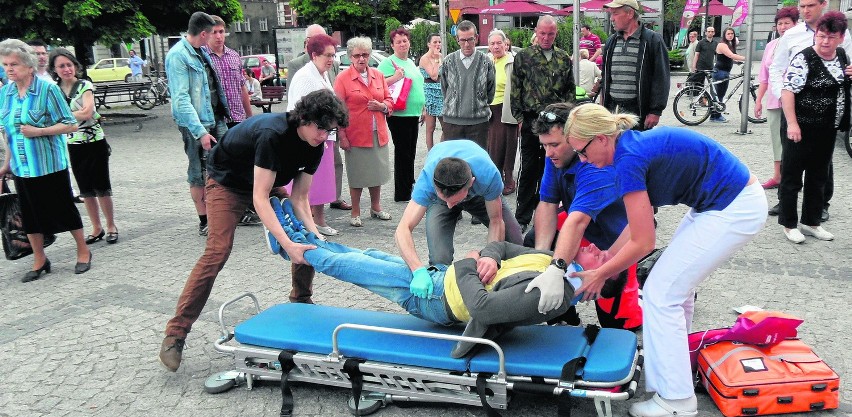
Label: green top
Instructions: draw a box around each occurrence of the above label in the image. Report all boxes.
[378,55,425,117]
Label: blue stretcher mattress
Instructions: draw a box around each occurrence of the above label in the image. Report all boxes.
[235,303,637,381]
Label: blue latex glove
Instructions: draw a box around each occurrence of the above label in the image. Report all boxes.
[410,267,434,299]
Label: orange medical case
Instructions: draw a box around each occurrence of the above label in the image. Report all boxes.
[697,339,839,416]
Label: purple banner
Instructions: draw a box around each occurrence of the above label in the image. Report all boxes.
[676,0,702,47]
[731,0,748,27]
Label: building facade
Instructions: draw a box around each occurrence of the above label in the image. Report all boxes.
[228,0,281,56]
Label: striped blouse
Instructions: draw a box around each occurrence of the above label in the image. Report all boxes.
[0,76,76,177]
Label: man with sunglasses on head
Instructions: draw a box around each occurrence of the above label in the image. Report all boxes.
[524,103,642,330]
[395,140,524,298]
[440,20,495,149]
[159,89,349,373]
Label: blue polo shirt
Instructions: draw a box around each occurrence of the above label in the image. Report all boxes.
[540,156,627,249]
[614,127,750,212]
[412,140,503,207]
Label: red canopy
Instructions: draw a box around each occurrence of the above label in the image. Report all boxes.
[696,0,734,16]
[477,0,568,16]
[560,0,658,13]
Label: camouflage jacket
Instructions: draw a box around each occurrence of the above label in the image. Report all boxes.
[510,45,575,121]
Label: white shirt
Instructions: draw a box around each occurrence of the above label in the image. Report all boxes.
[769,21,852,98]
[36,71,56,84]
[287,61,336,140]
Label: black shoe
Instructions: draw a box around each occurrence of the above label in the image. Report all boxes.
[471,217,482,225]
[22,259,51,282]
[106,231,119,244]
[768,203,780,216]
[198,223,208,236]
[821,208,829,222]
[73,195,84,204]
[238,208,261,226]
[75,251,92,274]
[85,230,105,244]
[520,223,529,234]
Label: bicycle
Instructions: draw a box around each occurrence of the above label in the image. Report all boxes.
[672,63,766,126]
[131,75,169,110]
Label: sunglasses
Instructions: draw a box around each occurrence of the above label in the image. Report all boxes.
[573,138,594,158]
[434,177,468,194]
[538,111,566,124]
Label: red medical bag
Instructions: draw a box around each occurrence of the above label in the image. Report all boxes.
[697,339,839,416]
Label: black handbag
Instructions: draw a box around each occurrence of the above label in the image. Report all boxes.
[0,179,56,260]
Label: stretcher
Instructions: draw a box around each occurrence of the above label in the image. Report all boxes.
[207,293,643,416]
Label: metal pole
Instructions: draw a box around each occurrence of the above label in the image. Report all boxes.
[439,0,447,57]
[736,0,755,134]
[573,0,581,86]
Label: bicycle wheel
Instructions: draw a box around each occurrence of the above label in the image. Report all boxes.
[844,129,852,159]
[741,87,766,124]
[673,87,712,126]
[132,86,156,110]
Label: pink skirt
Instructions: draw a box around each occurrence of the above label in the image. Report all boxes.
[286,140,337,205]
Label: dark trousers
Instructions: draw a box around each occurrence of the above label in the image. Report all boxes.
[515,116,545,225]
[776,119,833,210]
[442,120,489,149]
[778,124,836,228]
[387,115,419,202]
[165,178,315,339]
[486,104,518,186]
[711,69,730,118]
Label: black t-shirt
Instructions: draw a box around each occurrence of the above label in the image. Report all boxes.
[207,113,323,192]
[694,38,718,71]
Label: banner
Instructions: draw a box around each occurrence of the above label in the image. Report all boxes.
[731,0,748,27]
[676,0,702,47]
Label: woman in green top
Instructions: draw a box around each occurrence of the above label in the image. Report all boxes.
[50,49,119,245]
[378,27,425,202]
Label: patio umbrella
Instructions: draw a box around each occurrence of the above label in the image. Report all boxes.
[477,0,568,16]
[559,0,658,13]
[696,0,734,16]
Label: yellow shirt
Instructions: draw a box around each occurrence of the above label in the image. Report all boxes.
[443,253,551,322]
[490,55,510,106]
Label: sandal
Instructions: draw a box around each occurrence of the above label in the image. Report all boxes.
[106,231,119,244]
[350,216,363,227]
[316,225,339,236]
[85,230,105,244]
[370,209,391,221]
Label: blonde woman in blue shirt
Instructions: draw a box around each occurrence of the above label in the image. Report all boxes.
[0,39,91,282]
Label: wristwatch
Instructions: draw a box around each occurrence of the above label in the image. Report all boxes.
[550,258,568,272]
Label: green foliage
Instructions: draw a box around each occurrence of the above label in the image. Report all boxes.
[505,27,534,48]
[292,0,432,38]
[408,22,441,58]
[383,17,402,52]
[781,0,797,5]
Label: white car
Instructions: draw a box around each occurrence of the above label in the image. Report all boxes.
[335,50,387,71]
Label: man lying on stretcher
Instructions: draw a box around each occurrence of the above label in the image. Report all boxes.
[267,198,627,358]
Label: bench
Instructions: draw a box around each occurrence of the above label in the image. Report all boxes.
[92,81,152,110]
[251,86,286,113]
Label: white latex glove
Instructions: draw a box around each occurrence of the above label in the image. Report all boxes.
[524,264,565,314]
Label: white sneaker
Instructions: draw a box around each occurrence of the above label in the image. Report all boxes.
[799,224,834,241]
[316,225,339,236]
[629,394,697,417]
[783,227,806,244]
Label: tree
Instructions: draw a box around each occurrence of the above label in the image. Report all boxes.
[291,0,433,37]
[0,0,242,66]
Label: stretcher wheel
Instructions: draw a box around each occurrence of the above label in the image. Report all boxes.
[204,371,239,394]
[347,392,385,416]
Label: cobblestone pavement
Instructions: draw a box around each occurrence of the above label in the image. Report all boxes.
[1,75,850,417]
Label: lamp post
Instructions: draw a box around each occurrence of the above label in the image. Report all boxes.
[371,0,382,50]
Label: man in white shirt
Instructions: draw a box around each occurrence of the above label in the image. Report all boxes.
[768,0,852,221]
[26,40,55,83]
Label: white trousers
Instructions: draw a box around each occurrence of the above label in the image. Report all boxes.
[643,182,767,399]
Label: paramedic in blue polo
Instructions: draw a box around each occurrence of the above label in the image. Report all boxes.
[524,103,641,331]
[395,140,523,295]
[562,104,766,417]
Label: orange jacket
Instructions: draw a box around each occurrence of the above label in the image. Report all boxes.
[333,66,394,148]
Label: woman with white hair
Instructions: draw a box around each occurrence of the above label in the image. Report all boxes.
[485,29,519,196]
[562,104,766,416]
[0,39,91,281]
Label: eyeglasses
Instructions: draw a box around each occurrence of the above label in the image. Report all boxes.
[319,127,338,135]
[351,53,370,59]
[815,34,841,41]
[457,37,477,44]
[433,177,468,194]
[573,138,594,158]
[538,111,566,124]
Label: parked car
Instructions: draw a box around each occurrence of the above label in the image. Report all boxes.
[241,54,286,81]
[87,58,133,83]
[334,50,386,71]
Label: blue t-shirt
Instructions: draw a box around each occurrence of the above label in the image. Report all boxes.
[412,140,503,207]
[614,127,750,212]
[540,157,627,249]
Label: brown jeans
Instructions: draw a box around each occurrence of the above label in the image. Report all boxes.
[165,178,315,339]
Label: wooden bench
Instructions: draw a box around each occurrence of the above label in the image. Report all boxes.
[92,81,152,110]
[251,86,286,113]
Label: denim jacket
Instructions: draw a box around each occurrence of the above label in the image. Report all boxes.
[166,38,229,139]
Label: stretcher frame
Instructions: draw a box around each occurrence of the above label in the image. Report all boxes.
[208,293,643,416]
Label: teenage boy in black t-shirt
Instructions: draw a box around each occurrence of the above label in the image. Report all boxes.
[159,89,349,373]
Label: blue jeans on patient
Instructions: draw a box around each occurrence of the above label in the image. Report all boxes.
[286,234,456,326]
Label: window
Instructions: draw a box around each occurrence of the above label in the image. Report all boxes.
[246,45,253,55]
[234,21,241,32]
[96,60,114,69]
[243,18,251,32]
[259,18,268,32]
